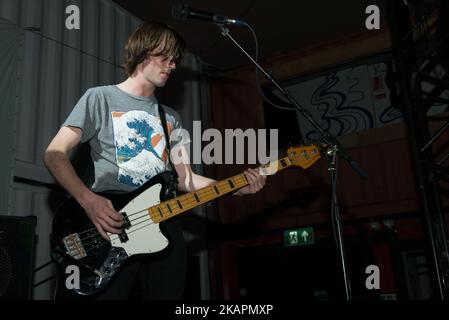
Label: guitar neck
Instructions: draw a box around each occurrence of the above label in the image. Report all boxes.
[149,156,293,223]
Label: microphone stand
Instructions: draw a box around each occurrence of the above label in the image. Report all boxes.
[216,24,368,300]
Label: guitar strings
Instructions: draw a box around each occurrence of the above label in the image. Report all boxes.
[74,175,249,249]
[74,174,247,240]
[77,174,247,242]
[81,220,162,255]
[65,155,308,257]
[76,153,293,242]
[79,176,249,255]
[81,217,162,253]
[78,173,247,234]
[66,153,313,257]
[87,175,247,245]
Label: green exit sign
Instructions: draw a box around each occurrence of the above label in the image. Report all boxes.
[284,227,315,246]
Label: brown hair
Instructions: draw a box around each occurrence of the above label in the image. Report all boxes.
[122,21,186,76]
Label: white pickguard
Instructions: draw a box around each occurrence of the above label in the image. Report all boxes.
[109,183,169,256]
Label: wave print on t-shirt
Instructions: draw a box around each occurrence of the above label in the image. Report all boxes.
[111,110,172,187]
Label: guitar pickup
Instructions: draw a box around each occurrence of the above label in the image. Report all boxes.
[120,212,131,229]
[117,212,130,243]
[118,231,129,243]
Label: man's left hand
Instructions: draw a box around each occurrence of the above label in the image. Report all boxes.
[234,168,267,196]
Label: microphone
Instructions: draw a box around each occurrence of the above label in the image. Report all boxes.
[172,4,246,26]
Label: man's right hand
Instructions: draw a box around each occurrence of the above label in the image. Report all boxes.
[44,127,123,241]
[80,192,124,241]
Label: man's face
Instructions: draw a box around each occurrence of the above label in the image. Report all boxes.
[142,50,177,88]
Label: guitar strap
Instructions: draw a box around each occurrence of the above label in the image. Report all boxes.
[158,103,179,183]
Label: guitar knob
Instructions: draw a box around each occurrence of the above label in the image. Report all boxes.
[119,251,126,257]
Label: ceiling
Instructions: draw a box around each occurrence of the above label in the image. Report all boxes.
[112,0,388,71]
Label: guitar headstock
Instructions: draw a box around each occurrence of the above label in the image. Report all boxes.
[287,145,322,169]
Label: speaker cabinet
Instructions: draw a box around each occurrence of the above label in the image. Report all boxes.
[0,216,36,300]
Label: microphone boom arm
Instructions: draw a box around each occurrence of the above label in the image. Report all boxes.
[218,26,367,180]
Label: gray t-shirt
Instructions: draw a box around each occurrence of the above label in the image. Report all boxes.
[63,85,190,193]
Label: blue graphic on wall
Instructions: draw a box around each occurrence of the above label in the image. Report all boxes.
[306,72,373,140]
[282,62,403,141]
[380,106,402,124]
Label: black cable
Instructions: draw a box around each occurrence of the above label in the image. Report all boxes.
[330,152,340,247]
[243,22,296,112]
[198,0,258,58]
[238,0,258,19]
[33,259,55,273]
[33,275,57,288]
[23,27,123,70]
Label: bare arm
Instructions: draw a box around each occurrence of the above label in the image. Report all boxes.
[172,145,216,192]
[44,126,122,239]
[172,145,266,195]
[44,126,91,204]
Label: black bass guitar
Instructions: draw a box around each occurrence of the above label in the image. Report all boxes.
[51,145,322,295]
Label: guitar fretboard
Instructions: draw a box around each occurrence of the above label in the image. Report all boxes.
[148,156,292,223]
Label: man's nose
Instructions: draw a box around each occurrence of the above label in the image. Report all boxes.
[168,60,176,69]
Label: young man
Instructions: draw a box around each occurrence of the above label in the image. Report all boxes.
[44,21,266,299]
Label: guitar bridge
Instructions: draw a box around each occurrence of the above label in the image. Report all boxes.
[63,233,87,259]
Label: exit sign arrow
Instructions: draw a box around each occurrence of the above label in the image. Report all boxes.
[284,227,315,247]
[301,230,309,242]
